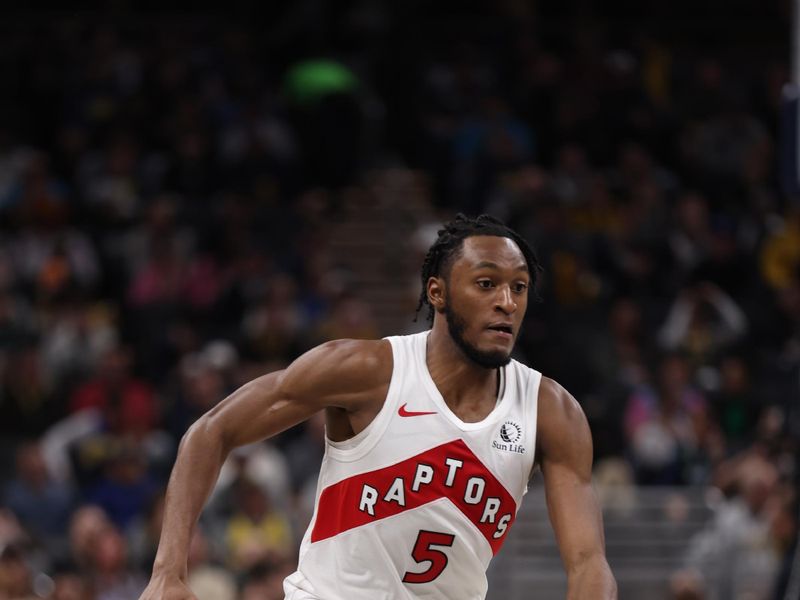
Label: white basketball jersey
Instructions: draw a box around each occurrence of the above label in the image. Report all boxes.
[284,331,542,600]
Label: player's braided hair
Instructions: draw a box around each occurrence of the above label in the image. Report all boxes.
[415,214,543,322]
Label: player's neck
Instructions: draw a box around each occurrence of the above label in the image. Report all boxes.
[426,323,499,411]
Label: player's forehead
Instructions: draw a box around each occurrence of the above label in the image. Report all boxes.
[453,235,528,273]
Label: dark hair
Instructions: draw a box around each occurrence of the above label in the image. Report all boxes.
[415,214,543,322]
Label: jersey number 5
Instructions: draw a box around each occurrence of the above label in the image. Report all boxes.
[402,530,456,584]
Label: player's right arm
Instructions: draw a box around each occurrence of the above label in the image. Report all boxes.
[139,338,391,600]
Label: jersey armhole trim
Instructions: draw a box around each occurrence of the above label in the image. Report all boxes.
[324,336,402,462]
[525,367,542,487]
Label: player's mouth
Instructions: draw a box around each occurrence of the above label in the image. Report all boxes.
[486,323,514,340]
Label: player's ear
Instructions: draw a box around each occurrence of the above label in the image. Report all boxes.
[427,276,446,313]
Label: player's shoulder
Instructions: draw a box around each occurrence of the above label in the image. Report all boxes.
[535,376,593,468]
[537,376,588,434]
[280,338,393,401]
[314,338,393,375]
[539,376,578,411]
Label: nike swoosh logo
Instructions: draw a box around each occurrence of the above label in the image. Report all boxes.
[398,403,437,417]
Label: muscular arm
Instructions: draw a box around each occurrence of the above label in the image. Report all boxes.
[143,339,391,599]
[537,378,617,600]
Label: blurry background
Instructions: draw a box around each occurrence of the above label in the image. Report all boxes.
[0,1,796,599]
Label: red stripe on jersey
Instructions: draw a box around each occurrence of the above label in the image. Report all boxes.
[310,439,517,554]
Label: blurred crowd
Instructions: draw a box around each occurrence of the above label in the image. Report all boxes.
[0,2,797,599]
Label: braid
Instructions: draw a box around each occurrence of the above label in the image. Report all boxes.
[414,214,543,322]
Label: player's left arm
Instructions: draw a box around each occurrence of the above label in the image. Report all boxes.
[537,377,617,599]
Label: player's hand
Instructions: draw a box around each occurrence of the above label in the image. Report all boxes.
[138,576,197,600]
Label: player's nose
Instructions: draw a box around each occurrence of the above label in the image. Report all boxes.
[495,286,517,314]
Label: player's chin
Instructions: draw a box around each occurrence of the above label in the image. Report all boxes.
[473,345,513,368]
[482,351,512,368]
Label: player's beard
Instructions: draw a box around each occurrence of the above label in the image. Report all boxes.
[443,296,513,369]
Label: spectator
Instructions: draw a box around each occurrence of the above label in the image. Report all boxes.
[86,525,147,600]
[624,354,710,484]
[224,477,294,571]
[685,453,782,599]
[0,342,62,439]
[0,510,29,564]
[239,558,295,600]
[68,506,113,571]
[314,292,379,343]
[657,282,747,366]
[39,299,118,390]
[50,565,93,600]
[3,441,75,551]
[186,528,237,600]
[69,346,157,438]
[708,355,761,450]
[0,545,36,600]
[667,191,714,278]
[84,441,158,531]
[241,272,308,360]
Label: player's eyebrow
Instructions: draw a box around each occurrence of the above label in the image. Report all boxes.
[473,261,529,272]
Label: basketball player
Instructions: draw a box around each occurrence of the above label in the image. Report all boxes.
[140,215,617,599]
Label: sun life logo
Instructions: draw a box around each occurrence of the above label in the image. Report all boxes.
[499,421,521,444]
[493,421,525,454]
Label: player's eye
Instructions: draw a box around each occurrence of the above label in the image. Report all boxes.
[477,279,494,289]
[513,282,529,293]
